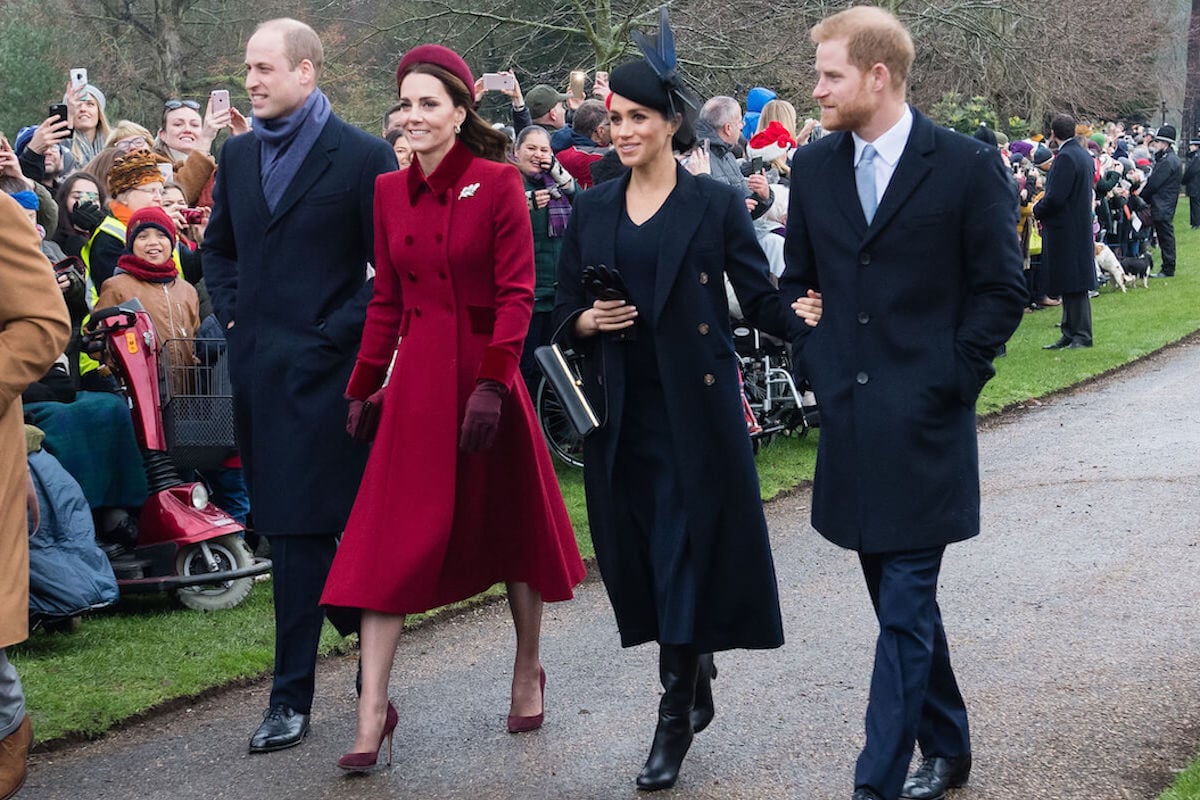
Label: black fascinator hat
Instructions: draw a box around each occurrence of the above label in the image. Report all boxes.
[608,7,698,151]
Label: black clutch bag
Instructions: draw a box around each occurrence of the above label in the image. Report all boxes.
[534,343,600,438]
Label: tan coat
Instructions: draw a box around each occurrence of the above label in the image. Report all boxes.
[95,273,200,365]
[0,195,71,647]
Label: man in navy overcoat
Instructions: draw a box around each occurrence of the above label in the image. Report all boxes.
[1033,113,1097,348]
[202,18,395,753]
[781,8,1025,800]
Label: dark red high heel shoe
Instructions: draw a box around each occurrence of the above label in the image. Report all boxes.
[507,667,546,733]
[337,700,398,772]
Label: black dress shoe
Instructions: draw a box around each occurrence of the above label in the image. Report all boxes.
[900,754,972,800]
[1065,341,1092,349]
[852,789,885,800]
[249,704,310,753]
[1042,339,1069,350]
[1149,271,1173,278]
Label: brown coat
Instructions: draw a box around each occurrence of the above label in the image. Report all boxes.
[0,195,71,647]
[95,272,200,390]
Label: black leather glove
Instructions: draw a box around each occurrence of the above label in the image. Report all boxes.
[70,200,105,233]
[459,379,507,452]
[581,264,630,302]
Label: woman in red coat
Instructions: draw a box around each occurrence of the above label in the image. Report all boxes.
[320,45,585,770]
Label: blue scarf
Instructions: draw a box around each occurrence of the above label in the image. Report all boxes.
[254,88,332,212]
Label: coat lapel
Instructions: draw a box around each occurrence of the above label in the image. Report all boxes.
[266,117,340,227]
[862,109,935,245]
[651,167,710,326]
[829,131,869,235]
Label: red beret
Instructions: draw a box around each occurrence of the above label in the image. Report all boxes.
[396,44,475,103]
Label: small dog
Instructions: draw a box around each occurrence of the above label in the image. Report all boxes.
[1118,250,1153,288]
[1094,242,1129,292]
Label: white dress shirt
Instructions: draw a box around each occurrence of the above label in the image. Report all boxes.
[852,105,914,205]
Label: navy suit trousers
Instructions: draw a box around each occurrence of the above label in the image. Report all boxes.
[267,533,338,714]
[854,546,970,799]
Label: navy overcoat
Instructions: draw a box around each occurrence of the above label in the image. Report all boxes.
[781,109,1026,555]
[202,114,396,535]
[554,166,799,652]
[1033,137,1097,296]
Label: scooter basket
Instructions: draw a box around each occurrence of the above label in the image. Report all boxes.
[161,339,237,472]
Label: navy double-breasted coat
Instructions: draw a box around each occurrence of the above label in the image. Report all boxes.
[781,109,1026,555]
[555,166,799,652]
[202,114,396,535]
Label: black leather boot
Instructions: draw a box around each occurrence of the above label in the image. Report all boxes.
[636,645,699,791]
[690,653,717,733]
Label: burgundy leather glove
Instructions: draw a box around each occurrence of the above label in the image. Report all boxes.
[346,387,386,443]
[459,379,507,452]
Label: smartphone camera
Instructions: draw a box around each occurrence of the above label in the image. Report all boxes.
[181,208,205,225]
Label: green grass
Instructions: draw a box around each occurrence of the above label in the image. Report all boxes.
[1163,759,1200,800]
[12,203,1200,765]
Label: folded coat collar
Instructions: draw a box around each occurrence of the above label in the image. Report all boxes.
[407,140,475,203]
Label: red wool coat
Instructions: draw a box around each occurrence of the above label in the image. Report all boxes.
[321,142,584,615]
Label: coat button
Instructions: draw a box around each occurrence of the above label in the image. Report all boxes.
[405,235,414,246]
[856,371,869,385]
[408,272,417,282]
[435,233,443,243]
[698,272,709,285]
[413,307,422,317]
[859,252,871,266]
[703,373,716,386]
[697,322,710,335]
[857,312,870,324]
[439,272,447,280]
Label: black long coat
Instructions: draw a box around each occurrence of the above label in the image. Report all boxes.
[554,167,799,652]
[1140,148,1182,218]
[781,109,1026,555]
[202,114,396,535]
[1183,151,1200,198]
[1034,137,1097,296]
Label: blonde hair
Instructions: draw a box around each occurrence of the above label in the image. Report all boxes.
[105,120,155,150]
[756,99,797,175]
[811,6,914,90]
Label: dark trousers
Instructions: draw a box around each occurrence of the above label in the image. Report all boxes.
[1059,291,1093,346]
[1153,216,1176,273]
[266,533,338,714]
[1189,196,1200,229]
[855,547,970,799]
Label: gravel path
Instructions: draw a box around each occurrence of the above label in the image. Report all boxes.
[21,340,1200,800]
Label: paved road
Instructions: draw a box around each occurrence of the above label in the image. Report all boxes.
[23,340,1200,800]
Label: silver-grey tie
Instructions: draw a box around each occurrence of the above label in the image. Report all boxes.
[856,144,878,223]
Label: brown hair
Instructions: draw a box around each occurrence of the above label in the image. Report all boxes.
[403,63,509,163]
[811,6,914,90]
[256,18,324,79]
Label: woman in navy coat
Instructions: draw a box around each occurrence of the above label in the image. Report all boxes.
[554,56,800,791]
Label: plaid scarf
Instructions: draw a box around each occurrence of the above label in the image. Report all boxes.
[535,172,572,237]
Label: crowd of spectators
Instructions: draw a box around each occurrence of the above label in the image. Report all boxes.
[2,61,1196,582]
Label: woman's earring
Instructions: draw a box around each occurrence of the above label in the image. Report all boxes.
[454,123,462,135]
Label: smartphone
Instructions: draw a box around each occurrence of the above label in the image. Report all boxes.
[569,71,587,99]
[481,72,515,92]
[48,103,69,126]
[701,138,710,156]
[69,68,88,91]
[595,70,609,84]
[182,208,205,225]
[210,89,230,114]
[751,156,765,174]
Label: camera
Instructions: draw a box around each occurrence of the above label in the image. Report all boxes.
[181,208,205,225]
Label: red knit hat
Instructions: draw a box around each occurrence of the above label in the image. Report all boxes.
[396,44,475,103]
[125,206,177,250]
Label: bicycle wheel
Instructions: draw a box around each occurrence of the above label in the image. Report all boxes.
[536,377,585,468]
